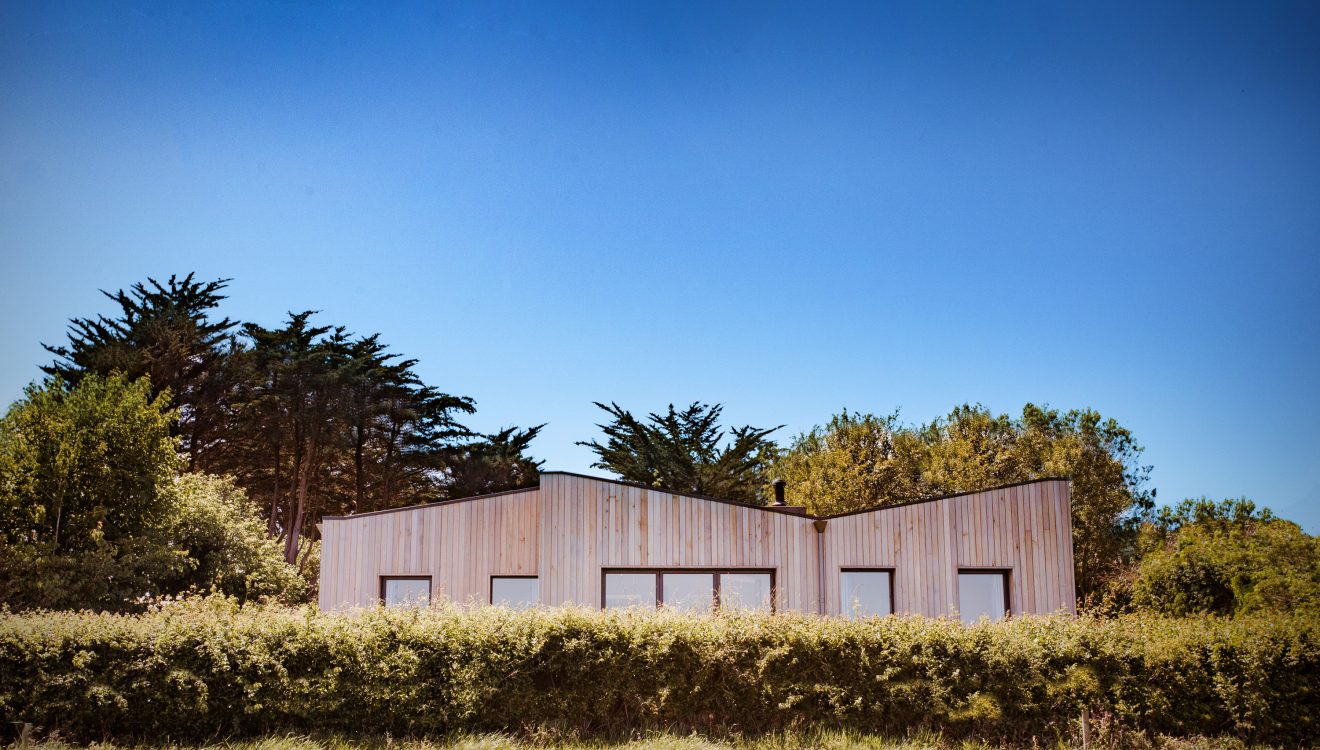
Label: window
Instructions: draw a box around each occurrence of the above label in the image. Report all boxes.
[662,573,714,613]
[840,569,894,617]
[602,569,774,612]
[958,570,1009,623]
[603,572,657,610]
[490,576,539,609]
[381,576,431,607]
[720,572,773,612]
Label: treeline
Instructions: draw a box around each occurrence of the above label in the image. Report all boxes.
[1,274,1315,616]
[41,275,544,568]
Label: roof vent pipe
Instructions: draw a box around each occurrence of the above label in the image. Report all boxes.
[772,478,787,506]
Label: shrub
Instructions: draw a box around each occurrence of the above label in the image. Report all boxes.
[0,601,1314,745]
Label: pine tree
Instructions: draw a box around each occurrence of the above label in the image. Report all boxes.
[578,402,780,505]
[42,274,237,470]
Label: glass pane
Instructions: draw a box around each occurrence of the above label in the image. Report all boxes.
[604,572,657,610]
[491,577,539,609]
[662,573,714,613]
[958,572,1007,623]
[383,578,430,607]
[720,573,772,611]
[840,571,892,617]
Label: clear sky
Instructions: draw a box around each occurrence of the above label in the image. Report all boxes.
[2,2,1317,530]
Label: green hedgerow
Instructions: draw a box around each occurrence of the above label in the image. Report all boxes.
[0,599,1315,745]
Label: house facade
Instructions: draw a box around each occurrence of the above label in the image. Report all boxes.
[318,471,1077,620]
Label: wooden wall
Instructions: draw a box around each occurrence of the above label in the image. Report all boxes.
[319,473,1075,616]
[318,488,540,609]
[822,479,1075,616]
[538,473,819,611]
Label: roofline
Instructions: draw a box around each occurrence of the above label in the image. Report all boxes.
[321,485,540,521]
[322,471,1070,522]
[539,470,810,516]
[814,476,1071,519]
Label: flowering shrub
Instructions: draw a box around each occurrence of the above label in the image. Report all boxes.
[0,599,1314,744]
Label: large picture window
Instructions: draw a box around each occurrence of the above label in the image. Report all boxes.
[839,569,894,617]
[490,576,539,609]
[380,576,431,607]
[957,570,1009,623]
[602,569,774,612]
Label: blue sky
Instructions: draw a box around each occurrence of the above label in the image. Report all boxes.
[2,2,1318,530]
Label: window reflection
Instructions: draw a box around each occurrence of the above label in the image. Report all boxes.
[604,572,657,609]
[662,573,714,613]
[382,577,431,607]
[840,570,892,617]
[720,572,772,611]
[491,576,539,609]
[958,571,1008,623]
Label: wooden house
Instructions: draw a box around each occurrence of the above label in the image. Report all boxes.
[318,471,1076,620]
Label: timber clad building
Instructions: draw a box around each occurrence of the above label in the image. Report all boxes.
[318,472,1077,620]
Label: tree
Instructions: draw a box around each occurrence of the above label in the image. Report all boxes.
[0,374,179,554]
[158,473,305,603]
[770,409,928,515]
[444,424,546,499]
[215,312,477,564]
[42,274,238,470]
[772,403,1153,605]
[1130,498,1320,617]
[0,375,304,611]
[578,402,780,504]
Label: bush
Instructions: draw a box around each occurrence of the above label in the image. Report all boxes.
[155,474,307,604]
[0,601,1314,745]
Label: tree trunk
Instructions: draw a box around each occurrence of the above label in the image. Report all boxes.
[284,439,319,564]
[353,422,366,513]
[267,442,281,538]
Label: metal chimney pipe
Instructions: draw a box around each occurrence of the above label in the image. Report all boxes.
[772,478,787,506]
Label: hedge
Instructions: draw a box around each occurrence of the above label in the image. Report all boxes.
[0,599,1315,745]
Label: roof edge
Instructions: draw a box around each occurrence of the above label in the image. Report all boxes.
[814,476,1071,520]
[540,471,808,515]
[322,471,1071,522]
[321,485,540,521]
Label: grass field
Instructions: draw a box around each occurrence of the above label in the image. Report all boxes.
[16,732,1269,750]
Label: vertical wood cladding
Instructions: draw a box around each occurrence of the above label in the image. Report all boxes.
[320,473,1075,616]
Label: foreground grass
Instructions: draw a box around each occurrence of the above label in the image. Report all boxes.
[15,732,1276,750]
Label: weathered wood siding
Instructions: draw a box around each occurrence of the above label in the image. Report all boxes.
[318,488,540,609]
[319,473,1075,616]
[821,479,1075,616]
[537,472,819,611]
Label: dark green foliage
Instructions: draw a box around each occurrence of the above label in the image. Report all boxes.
[39,275,546,570]
[579,402,780,505]
[42,274,238,471]
[1131,498,1320,617]
[213,312,478,563]
[444,425,546,499]
[0,603,1314,745]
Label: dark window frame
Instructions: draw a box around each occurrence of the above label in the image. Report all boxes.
[839,567,897,617]
[379,575,433,606]
[600,567,777,613]
[956,568,1012,619]
[489,574,540,606]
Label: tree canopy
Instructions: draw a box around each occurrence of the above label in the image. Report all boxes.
[578,402,780,505]
[0,374,302,610]
[38,276,545,566]
[1130,498,1319,617]
[771,404,1154,603]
